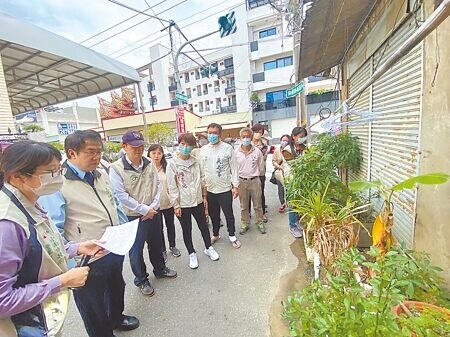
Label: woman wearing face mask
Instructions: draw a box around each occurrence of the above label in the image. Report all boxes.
[147,144,181,261]
[0,141,104,337]
[284,126,308,238]
[166,133,219,269]
[272,134,290,213]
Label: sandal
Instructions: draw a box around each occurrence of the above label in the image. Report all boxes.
[211,235,221,243]
[231,239,241,249]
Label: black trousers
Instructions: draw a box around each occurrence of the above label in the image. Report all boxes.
[249,176,267,213]
[207,190,236,237]
[161,207,176,251]
[128,214,165,286]
[73,253,125,337]
[178,203,212,254]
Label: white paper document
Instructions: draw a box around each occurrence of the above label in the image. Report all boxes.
[97,219,139,255]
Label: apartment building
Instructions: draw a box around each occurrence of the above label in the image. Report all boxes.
[139,0,335,140]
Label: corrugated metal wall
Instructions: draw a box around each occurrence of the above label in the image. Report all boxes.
[348,14,423,247]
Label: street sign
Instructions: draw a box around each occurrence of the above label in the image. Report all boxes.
[219,11,237,38]
[175,92,188,103]
[286,82,305,98]
[57,123,78,135]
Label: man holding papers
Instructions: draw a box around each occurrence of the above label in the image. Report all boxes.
[110,130,177,297]
[40,130,139,337]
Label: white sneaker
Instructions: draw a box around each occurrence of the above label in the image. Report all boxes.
[204,246,219,261]
[189,252,198,269]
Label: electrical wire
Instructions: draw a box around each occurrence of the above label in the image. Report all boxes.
[107,0,172,23]
[109,0,235,56]
[80,0,168,43]
[88,0,187,48]
[112,1,245,58]
[175,24,209,65]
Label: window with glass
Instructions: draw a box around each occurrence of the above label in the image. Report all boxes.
[264,56,293,71]
[266,90,286,102]
[259,27,276,39]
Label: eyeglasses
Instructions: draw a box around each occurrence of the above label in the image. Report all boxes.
[80,150,103,158]
[32,168,63,177]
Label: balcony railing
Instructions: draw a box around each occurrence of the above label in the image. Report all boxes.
[248,0,270,9]
[225,86,235,94]
[197,91,202,97]
[217,67,234,77]
[187,94,192,98]
[214,86,220,92]
[203,90,208,95]
[253,98,296,112]
[220,105,237,113]
[170,100,179,107]
[168,83,177,91]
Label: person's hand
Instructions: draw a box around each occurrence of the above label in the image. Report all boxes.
[280,164,284,172]
[203,198,208,213]
[232,187,239,199]
[77,240,105,257]
[174,207,182,217]
[141,208,158,221]
[60,267,90,288]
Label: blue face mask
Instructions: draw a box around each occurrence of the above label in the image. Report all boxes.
[178,145,192,156]
[207,134,219,144]
[241,138,251,146]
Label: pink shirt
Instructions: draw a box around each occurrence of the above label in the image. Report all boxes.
[235,145,263,178]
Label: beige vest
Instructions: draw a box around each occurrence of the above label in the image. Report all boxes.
[61,165,120,243]
[0,184,69,337]
[110,156,159,216]
[157,168,172,210]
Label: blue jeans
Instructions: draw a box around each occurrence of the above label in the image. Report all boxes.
[288,206,299,229]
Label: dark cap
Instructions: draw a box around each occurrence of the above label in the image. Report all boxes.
[122,130,144,146]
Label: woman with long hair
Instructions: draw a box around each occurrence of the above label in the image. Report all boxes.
[147,144,181,260]
[0,141,103,337]
[272,134,290,213]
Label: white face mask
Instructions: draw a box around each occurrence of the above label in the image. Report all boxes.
[29,171,64,196]
[280,140,288,148]
[297,136,307,144]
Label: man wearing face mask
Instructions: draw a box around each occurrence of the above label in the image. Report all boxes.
[109,130,177,297]
[250,124,269,222]
[39,130,140,337]
[191,134,208,159]
[200,123,241,249]
[235,127,265,234]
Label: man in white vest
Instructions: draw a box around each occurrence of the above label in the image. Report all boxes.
[109,130,177,297]
[40,130,139,337]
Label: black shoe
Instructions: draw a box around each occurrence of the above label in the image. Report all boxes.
[138,281,154,296]
[114,315,140,331]
[169,246,181,257]
[154,267,177,279]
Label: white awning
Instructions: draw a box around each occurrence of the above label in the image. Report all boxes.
[0,12,140,115]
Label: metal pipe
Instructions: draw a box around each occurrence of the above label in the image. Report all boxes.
[136,81,149,143]
[345,0,450,107]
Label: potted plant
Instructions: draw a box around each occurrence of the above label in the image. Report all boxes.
[350,173,450,254]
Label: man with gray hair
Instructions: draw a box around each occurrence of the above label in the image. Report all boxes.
[235,127,265,234]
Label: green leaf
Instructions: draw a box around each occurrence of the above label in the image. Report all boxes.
[349,180,382,191]
[392,173,450,191]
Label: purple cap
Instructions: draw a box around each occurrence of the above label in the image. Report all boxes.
[122,130,144,146]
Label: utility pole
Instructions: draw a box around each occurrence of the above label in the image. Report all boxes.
[135,82,149,143]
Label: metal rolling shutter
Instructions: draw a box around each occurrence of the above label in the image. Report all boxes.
[348,60,372,182]
[370,15,422,247]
